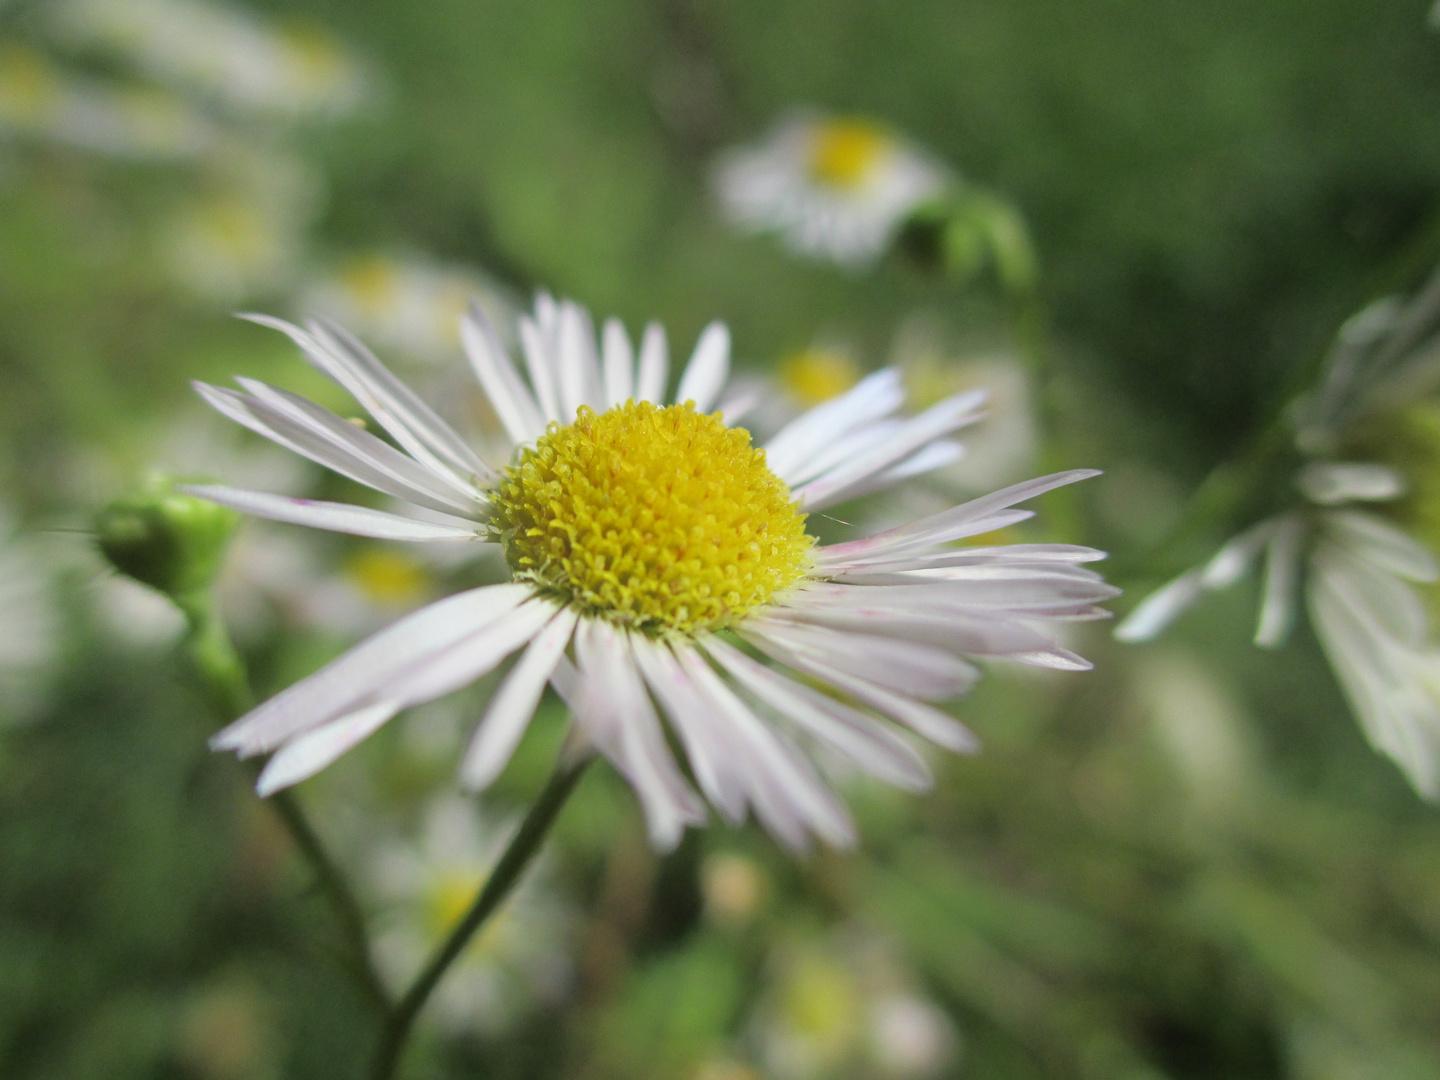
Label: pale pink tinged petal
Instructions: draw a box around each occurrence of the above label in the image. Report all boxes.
[573,620,704,850]
[874,439,964,483]
[1326,510,1439,582]
[549,655,580,711]
[764,368,905,481]
[815,573,1119,609]
[460,606,579,790]
[255,702,397,795]
[675,321,730,414]
[518,316,562,423]
[1199,519,1281,589]
[224,378,482,513]
[744,618,977,698]
[814,542,1106,574]
[601,318,636,409]
[178,485,481,542]
[380,598,556,706]
[820,470,1100,561]
[635,322,669,404]
[557,301,603,418]
[305,317,493,483]
[703,636,931,791]
[762,647,979,752]
[1254,516,1305,648]
[461,305,545,446]
[1113,569,1207,643]
[630,636,749,822]
[211,583,531,756]
[794,389,987,510]
[674,644,855,849]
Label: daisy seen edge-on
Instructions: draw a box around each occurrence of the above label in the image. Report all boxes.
[186,293,1114,851]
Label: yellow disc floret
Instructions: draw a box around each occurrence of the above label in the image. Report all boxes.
[808,118,893,191]
[491,401,813,636]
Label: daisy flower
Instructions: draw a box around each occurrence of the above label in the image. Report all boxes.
[713,112,951,269]
[1117,460,1440,797]
[188,293,1112,851]
[1116,270,1440,799]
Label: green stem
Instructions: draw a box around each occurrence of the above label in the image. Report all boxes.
[174,591,390,1015]
[370,753,593,1080]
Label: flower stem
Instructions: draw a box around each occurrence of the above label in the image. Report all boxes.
[174,592,390,1015]
[369,753,593,1080]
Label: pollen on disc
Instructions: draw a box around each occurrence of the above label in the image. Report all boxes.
[490,401,813,635]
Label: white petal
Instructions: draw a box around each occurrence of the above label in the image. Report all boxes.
[1113,569,1206,643]
[460,606,579,790]
[1199,520,1279,589]
[674,321,730,413]
[1325,510,1439,582]
[211,583,532,756]
[1299,462,1405,505]
[255,702,397,795]
[794,389,988,510]
[765,368,905,481]
[518,314,563,423]
[287,316,492,484]
[672,644,855,849]
[461,304,546,446]
[635,321,669,404]
[819,470,1100,562]
[179,485,482,542]
[380,598,556,705]
[572,620,705,850]
[816,542,1106,575]
[557,300,603,418]
[1254,516,1305,648]
[703,636,932,791]
[214,379,481,514]
[716,388,761,425]
[602,318,636,409]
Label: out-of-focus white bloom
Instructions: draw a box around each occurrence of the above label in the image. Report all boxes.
[50,0,369,121]
[160,148,321,302]
[714,112,951,269]
[191,294,1110,852]
[300,253,517,365]
[0,506,62,723]
[1118,461,1440,798]
[368,796,574,1035]
[753,930,956,1080]
[0,44,215,159]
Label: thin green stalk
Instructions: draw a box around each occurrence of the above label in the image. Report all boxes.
[176,592,390,1015]
[370,753,594,1080]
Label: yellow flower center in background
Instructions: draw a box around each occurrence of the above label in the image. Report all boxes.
[780,348,860,406]
[807,119,892,190]
[492,402,813,636]
[345,548,430,605]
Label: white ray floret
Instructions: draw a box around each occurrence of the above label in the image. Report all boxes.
[194,293,1110,851]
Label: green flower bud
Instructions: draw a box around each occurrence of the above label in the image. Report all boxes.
[95,472,241,602]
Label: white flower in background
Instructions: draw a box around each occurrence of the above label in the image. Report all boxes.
[188,292,1111,851]
[1117,461,1440,797]
[714,112,951,269]
[753,931,956,1079]
[160,148,322,302]
[368,796,574,1034]
[0,506,62,723]
[300,253,517,365]
[0,44,215,159]
[49,0,369,121]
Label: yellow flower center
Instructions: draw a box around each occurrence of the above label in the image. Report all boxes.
[807,119,893,190]
[491,402,813,636]
[344,548,430,605]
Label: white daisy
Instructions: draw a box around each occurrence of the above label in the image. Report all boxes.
[1117,461,1440,797]
[714,112,951,269]
[188,293,1111,851]
[368,795,573,1035]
